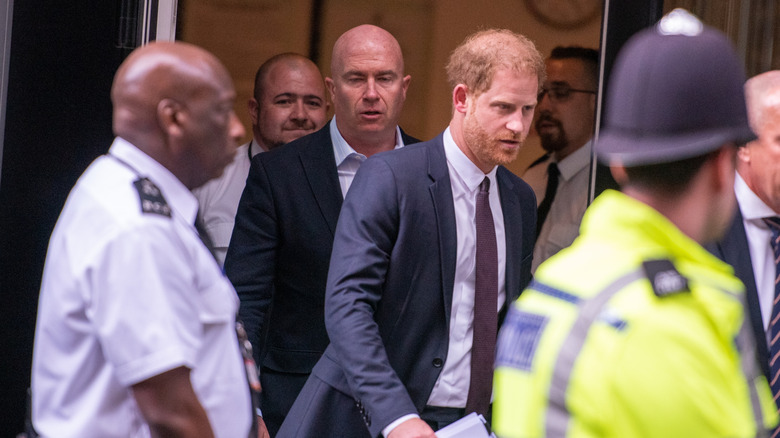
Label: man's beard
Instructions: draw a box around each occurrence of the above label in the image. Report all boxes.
[535,115,569,154]
[463,111,522,168]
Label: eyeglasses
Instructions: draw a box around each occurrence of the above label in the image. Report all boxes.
[538,84,596,102]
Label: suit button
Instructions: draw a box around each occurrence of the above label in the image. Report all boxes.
[432,358,443,367]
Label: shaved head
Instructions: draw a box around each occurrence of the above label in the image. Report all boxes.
[112,42,232,139]
[249,53,328,149]
[327,24,410,154]
[740,70,780,214]
[111,41,244,189]
[331,25,405,77]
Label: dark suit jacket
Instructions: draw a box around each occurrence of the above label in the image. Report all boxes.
[709,208,769,379]
[224,121,419,433]
[278,133,536,438]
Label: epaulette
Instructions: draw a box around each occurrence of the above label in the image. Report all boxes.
[642,259,689,297]
[133,177,172,218]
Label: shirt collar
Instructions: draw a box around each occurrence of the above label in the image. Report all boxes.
[556,140,592,181]
[250,138,266,156]
[735,171,777,221]
[109,137,199,225]
[330,116,405,166]
[442,126,498,193]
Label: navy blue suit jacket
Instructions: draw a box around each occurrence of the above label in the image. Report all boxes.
[278,133,536,438]
[224,121,419,434]
[709,208,770,379]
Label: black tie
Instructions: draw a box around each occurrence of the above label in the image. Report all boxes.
[194,215,218,259]
[536,162,559,237]
[465,177,498,416]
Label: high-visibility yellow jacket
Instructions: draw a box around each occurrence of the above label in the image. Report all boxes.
[493,190,777,438]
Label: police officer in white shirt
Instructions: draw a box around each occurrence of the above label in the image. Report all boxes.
[31,42,260,438]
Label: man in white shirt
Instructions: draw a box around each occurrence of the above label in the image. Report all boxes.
[522,47,598,272]
[31,42,253,438]
[224,25,418,436]
[194,53,328,266]
[278,28,542,438]
[710,70,780,433]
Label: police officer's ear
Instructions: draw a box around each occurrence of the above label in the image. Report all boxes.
[610,165,628,187]
[710,144,739,193]
[158,98,186,137]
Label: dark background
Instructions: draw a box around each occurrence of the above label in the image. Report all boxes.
[0,2,127,435]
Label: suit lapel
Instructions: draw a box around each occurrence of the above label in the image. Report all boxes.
[299,123,343,235]
[497,169,522,302]
[400,129,420,146]
[427,135,457,324]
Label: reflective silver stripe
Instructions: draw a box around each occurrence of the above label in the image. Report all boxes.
[544,269,768,437]
[735,294,768,438]
[545,269,645,437]
[696,277,767,436]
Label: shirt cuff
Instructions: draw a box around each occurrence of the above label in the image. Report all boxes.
[383,414,421,437]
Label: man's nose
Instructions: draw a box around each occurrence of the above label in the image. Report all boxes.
[363,78,379,101]
[290,100,308,122]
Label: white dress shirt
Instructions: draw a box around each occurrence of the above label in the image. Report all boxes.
[427,127,507,406]
[383,128,508,437]
[735,172,778,342]
[330,116,406,197]
[193,139,265,266]
[522,140,592,272]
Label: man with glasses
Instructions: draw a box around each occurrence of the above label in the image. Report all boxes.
[522,46,598,272]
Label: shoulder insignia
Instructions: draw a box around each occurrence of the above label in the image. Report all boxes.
[495,308,548,372]
[642,259,689,297]
[133,177,172,218]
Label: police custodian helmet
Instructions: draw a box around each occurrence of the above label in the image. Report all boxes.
[597,9,755,167]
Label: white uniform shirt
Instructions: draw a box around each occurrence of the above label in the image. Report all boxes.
[31,138,252,438]
[735,172,778,344]
[522,141,592,272]
[193,139,265,266]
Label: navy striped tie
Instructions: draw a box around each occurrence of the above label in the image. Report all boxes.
[764,216,780,437]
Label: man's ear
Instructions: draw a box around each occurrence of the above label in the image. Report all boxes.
[248,98,260,126]
[401,74,411,99]
[453,84,470,115]
[325,77,336,102]
[711,144,738,193]
[158,98,185,137]
[610,165,628,186]
[737,141,752,164]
